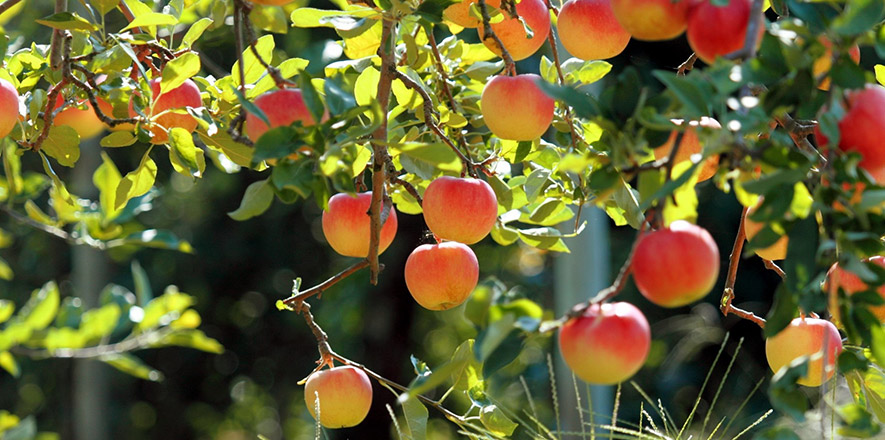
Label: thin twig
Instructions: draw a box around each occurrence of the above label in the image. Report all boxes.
[0,203,107,249]
[763,259,786,279]
[725,0,765,60]
[774,113,825,165]
[677,53,698,75]
[425,28,475,164]
[282,260,371,307]
[544,0,580,150]
[11,328,173,359]
[478,0,516,76]
[720,206,766,329]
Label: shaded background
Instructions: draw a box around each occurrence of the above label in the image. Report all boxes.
[2,1,867,438]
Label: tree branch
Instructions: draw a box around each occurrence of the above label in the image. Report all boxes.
[725,0,765,60]
[11,328,173,359]
[478,0,516,76]
[543,0,581,150]
[720,206,766,329]
[677,53,698,76]
[282,260,371,307]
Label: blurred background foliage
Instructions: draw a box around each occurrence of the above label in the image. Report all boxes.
[2,0,873,438]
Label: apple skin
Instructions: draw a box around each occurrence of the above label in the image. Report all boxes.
[304,366,373,429]
[444,0,502,28]
[743,200,788,261]
[631,220,720,308]
[404,242,479,311]
[477,0,551,61]
[652,117,721,182]
[481,74,555,141]
[52,94,115,140]
[245,89,320,142]
[815,85,885,183]
[422,176,498,245]
[130,78,202,144]
[610,0,690,41]
[0,78,20,139]
[826,256,885,321]
[322,192,398,258]
[686,0,763,64]
[813,36,861,91]
[559,302,651,385]
[765,317,842,387]
[557,0,631,61]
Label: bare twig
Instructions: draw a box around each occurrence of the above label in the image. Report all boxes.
[763,259,786,279]
[725,0,765,60]
[774,113,825,165]
[282,260,371,307]
[478,0,516,76]
[720,206,767,329]
[677,53,698,75]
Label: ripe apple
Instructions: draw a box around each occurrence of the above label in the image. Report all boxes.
[559,301,651,384]
[477,0,550,61]
[765,317,842,387]
[813,36,861,91]
[610,0,690,41]
[0,78,20,139]
[686,0,764,64]
[304,366,373,429]
[422,176,498,244]
[444,0,502,28]
[52,94,114,140]
[481,74,554,141]
[557,0,631,61]
[322,192,398,258]
[245,88,321,142]
[826,256,885,321]
[652,117,721,182]
[822,86,885,183]
[130,78,202,144]
[743,200,789,261]
[404,242,479,310]
[631,220,720,308]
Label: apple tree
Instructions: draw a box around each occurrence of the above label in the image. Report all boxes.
[0,0,884,438]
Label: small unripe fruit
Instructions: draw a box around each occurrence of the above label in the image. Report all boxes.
[322,192,398,258]
[304,366,373,429]
[652,117,721,182]
[743,200,788,261]
[404,242,479,310]
[130,78,202,144]
[477,0,551,61]
[557,0,631,61]
[826,256,885,322]
[632,220,720,307]
[559,302,651,384]
[765,317,842,387]
[481,74,555,141]
[0,78,20,139]
[610,0,690,41]
[443,0,502,28]
[686,0,763,64]
[813,36,861,91]
[245,89,320,142]
[422,176,498,244]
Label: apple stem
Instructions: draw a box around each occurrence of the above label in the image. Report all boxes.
[719,206,767,329]
[543,0,581,151]
[478,0,517,76]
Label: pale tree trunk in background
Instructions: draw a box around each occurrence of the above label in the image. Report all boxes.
[70,138,110,440]
[554,207,613,433]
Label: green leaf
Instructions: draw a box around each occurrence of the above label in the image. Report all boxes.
[480,404,518,436]
[21,281,61,331]
[93,152,123,222]
[136,288,194,331]
[518,227,571,252]
[150,329,224,354]
[198,130,253,167]
[24,200,56,226]
[92,0,121,16]
[0,300,13,324]
[36,12,99,31]
[401,396,428,440]
[115,154,157,210]
[754,426,801,440]
[122,12,177,31]
[168,128,205,178]
[231,34,274,86]
[100,131,137,147]
[784,216,818,294]
[652,71,712,118]
[79,304,121,341]
[131,260,152,306]
[228,179,274,221]
[0,351,18,377]
[561,58,612,85]
[396,142,463,179]
[160,52,201,94]
[101,353,164,381]
[0,257,12,281]
[837,403,881,437]
[110,229,193,253]
[181,18,214,48]
[42,125,80,167]
[876,65,885,86]
[831,0,885,37]
[289,7,379,29]
[271,160,314,198]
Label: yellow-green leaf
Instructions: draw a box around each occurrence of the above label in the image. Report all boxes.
[101,353,164,381]
[168,128,205,178]
[876,64,885,86]
[115,155,157,210]
[0,352,19,377]
[100,131,137,147]
[181,18,213,48]
[42,125,80,167]
[228,179,274,221]
[24,200,56,226]
[0,300,13,324]
[91,0,120,16]
[160,52,201,94]
[36,12,98,32]
[122,12,177,32]
[0,257,12,281]
[93,152,122,222]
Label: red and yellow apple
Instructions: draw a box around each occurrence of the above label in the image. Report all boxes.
[557,0,631,61]
[743,200,788,261]
[686,0,763,64]
[559,301,651,384]
[404,242,479,310]
[816,85,885,183]
[481,74,554,141]
[245,88,320,142]
[0,78,20,139]
[477,0,550,61]
[422,176,498,245]
[826,256,885,321]
[813,36,861,91]
[322,192,398,258]
[53,94,116,140]
[130,78,202,144]
[765,317,842,387]
[653,117,721,182]
[610,0,690,41]
[444,0,502,28]
[304,366,373,429]
[631,220,720,307]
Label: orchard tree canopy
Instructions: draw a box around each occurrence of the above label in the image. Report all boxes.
[0,0,884,438]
